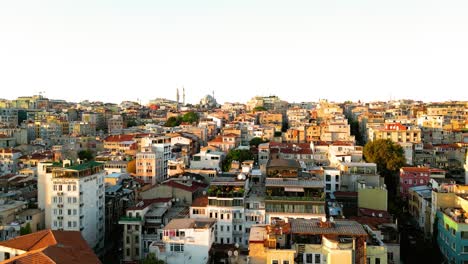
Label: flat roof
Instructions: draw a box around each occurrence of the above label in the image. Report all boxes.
[290,219,367,236]
[163,218,216,230]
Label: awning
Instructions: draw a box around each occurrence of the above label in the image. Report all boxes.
[284,187,304,192]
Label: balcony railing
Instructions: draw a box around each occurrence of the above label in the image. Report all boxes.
[119,216,143,222]
[265,195,325,202]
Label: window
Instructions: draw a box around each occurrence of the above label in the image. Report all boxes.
[227,226,230,232]
[135,248,139,255]
[305,254,313,263]
[326,184,331,190]
[53,185,57,191]
[73,185,77,191]
[4,252,10,260]
[326,175,331,181]
[227,238,230,244]
[126,236,130,243]
[68,221,72,228]
[452,229,456,236]
[315,254,321,263]
[335,175,339,181]
[462,232,468,239]
[59,185,62,191]
[283,261,289,264]
[170,243,184,252]
[272,261,279,264]
[239,225,242,231]
[220,225,224,232]
[376,258,380,264]
[388,252,394,260]
[221,214,224,220]
[68,209,72,215]
[68,185,71,191]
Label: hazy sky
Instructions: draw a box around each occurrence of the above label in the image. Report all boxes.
[1,0,468,104]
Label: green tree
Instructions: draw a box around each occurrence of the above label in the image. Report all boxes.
[164,116,182,127]
[363,139,406,175]
[363,139,406,195]
[249,137,269,148]
[126,119,138,127]
[20,223,32,235]
[77,150,94,161]
[141,253,165,264]
[253,106,267,112]
[222,149,255,171]
[181,111,199,123]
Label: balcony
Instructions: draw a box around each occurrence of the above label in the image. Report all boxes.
[119,216,143,224]
[265,195,325,202]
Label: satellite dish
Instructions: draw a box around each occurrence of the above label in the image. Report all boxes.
[235,243,239,249]
[330,216,334,222]
[228,250,232,257]
[234,250,239,257]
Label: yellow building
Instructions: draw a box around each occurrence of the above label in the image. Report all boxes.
[358,186,388,211]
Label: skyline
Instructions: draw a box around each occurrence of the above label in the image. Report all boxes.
[1,1,468,104]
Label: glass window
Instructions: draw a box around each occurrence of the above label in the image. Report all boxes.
[272,261,279,264]
[315,254,321,263]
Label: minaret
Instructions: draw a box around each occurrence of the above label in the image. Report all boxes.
[182,86,186,105]
[176,87,180,104]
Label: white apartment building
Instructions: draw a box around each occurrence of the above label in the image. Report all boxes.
[190,150,225,171]
[323,167,341,194]
[190,176,249,247]
[40,161,105,251]
[156,218,216,264]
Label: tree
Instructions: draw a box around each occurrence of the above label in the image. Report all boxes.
[127,160,136,174]
[20,223,32,235]
[222,149,255,171]
[181,111,199,123]
[253,106,267,112]
[164,116,181,127]
[363,139,406,195]
[249,137,269,148]
[77,150,94,161]
[141,253,165,264]
[126,119,138,127]
[363,139,406,175]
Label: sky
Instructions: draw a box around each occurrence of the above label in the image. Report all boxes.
[1,0,468,104]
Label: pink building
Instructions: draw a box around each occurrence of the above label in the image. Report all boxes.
[399,167,445,199]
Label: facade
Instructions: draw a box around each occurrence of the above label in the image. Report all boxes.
[437,208,468,263]
[324,167,341,195]
[190,149,225,171]
[157,218,216,264]
[368,123,421,144]
[43,161,105,251]
[191,176,249,247]
[399,167,445,199]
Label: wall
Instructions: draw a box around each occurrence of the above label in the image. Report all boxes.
[358,187,387,211]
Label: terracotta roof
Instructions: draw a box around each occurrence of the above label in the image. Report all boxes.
[104,134,135,142]
[222,133,239,137]
[0,229,101,264]
[163,180,207,193]
[191,195,208,207]
[208,136,223,143]
[400,167,430,173]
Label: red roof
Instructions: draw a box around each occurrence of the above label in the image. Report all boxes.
[0,229,101,264]
[208,136,223,143]
[400,167,430,173]
[163,180,207,193]
[223,133,239,138]
[104,134,135,142]
[192,195,208,207]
